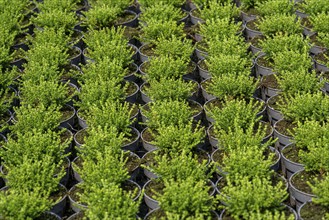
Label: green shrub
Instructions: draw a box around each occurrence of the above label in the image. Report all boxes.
[276,69,322,96]
[309,12,329,33]
[89,0,132,11]
[32,10,77,32]
[143,99,192,129]
[257,14,302,36]
[31,26,70,48]
[247,209,295,220]
[310,174,329,207]
[260,33,310,59]
[140,20,185,43]
[301,0,329,15]
[22,62,63,82]
[140,2,184,23]
[158,177,213,219]
[299,142,329,173]
[144,55,188,81]
[154,35,193,63]
[206,74,258,100]
[84,4,121,29]
[255,0,294,16]
[208,98,262,133]
[199,1,239,20]
[36,0,80,12]
[20,79,72,107]
[151,121,205,153]
[0,67,15,117]
[145,78,195,101]
[239,0,267,10]
[278,92,329,123]
[82,182,141,220]
[272,50,313,73]
[219,175,288,219]
[138,0,184,8]
[318,32,329,49]
[148,150,210,181]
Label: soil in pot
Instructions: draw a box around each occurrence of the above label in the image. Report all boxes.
[248,35,265,48]
[69,186,87,207]
[281,144,301,164]
[140,44,156,57]
[299,202,328,220]
[314,50,329,66]
[125,153,140,173]
[291,170,323,195]
[121,180,140,200]
[123,128,139,146]
[257,55,274,69]
[275,119,296,137]
[75,129,88,145]
[145,179,165,199]
[261,74,278,88]
[142,127,157,143]
[115,11,136,25]
[49,185,67,204]
[60,106,75,123]
[125,81,138,97]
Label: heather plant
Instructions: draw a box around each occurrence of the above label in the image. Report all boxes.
[140,2,185,23]
[36,0,80,12]
[272,50,313,73]
[138,0,185,8]
[310,174,329,208]
[206,35,249,58]
[84,4,121,29]
[255,0,294,16]
[257,14,302,36]
[300,0,329,15]
[198,1,239,21]
[309,12,329,33]
[145,78,195,101]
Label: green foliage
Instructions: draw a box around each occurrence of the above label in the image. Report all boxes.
[206,54,251,77]
[154,36,193,63]
[82,182,141,220]
[158,177,213,219]
[199,1,239,20]
[151,121,205,153]
[78,77,126,111]
[206,74,258,100]
[0,67,16,115]
[143,100,192,129]
[138,0,185,8]
[301,0,329,15]
[318,32,329,49]
[310,12,329,33]
[206,35,249,58]
[149,151,210,181]
[200,18,243,42]
[5,155,64,197]
[208,98,262,133]
[36,0,81,12]
[140,2,185,23]
[32,9,77,32]
[276,69,322,96]
[239,0,267,10]
[300,143,329,173]
[278,92,329,123]
[31,26,70,49]
[145,78,195,101]
[11,104,62,133]
[79,126,125,160]
[260,33,310,59]
[219,176,288,219]
[257,14,302,36]
[84,100,134,135]
[272,50,313,73]
[84,4,121,28]
[0,189,52,220]
[140,20,185,43]
[310,174,329,206]
[1,130,69,168]
[88,0,132,11]
[77,148,129,187]
[255,0,294,16]
[20,79,72,107]
[22,62,63,82]
[247,209,295,220]
[144,55,188,81]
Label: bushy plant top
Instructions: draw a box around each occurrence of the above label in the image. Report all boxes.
[206,35,249,58]
[79,126,125,160]
[257,14,302,36]
[278,92,329,123]
[0,67,16,115]
[219,175,288,220]
[151,121,205,153]
[0,0,31,20]
[143,99,192,129]
[199,0,239,20]
[138,0,185,8]
[310,12,329,33]
[301,0,329,15]
[153,35,193,63]
[245,209,295,220]
[0,25,18,66]
[85,100,134,135]
[200,18,243,42]
[272,50,313,73]
[206,54,251,78]
[220,145,274,180]
[310,174,329,207]
[216,121,273,152]
[260,33,310,58]
[36,0,80,12]
[20,79,72,107]
[11,104,62,133]
[31,27,70,49]
[239,0,267,10]
[0,189,52,220]
[81,59,127,82]
[78,148,129,187]
[276,69,322,96]
[78,77,126,111]
[145,78,195,101]
[158,177,213,219]
[255,0,294,16]
[89,0,132,11]
[81,182,141,220]
[207,74,258,100]
[299,141,329,173]
[32,9,77,32]
[1,130,69,168]
[318,32,329,49]
[140,19,185,43]
[5,155,64,197]
[140,2,184,23]
[23,62,63,82]
[145,55,188,81]
[84,4,121,29]
[208,98,262,133]
[149,150,210,181]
